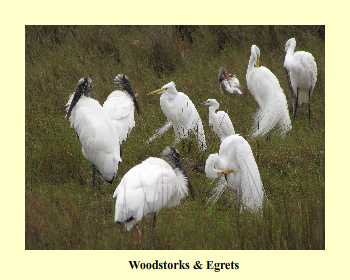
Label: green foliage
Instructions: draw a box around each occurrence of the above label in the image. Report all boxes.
[25,26,324,249]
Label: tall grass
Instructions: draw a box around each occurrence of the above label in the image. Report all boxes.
[25,26,324,249]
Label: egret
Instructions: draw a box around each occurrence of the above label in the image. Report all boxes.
[205,134,264,211]
[66,77,121,187]
[147,81,207,151]
[203,98,235,142]
[113,147,192,241]
[246,45,292,138]
[218,67,243,96]
[103,74,139,146]
[284,37,317,121]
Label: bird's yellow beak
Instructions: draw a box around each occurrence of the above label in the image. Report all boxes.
[256,55,260,67]
[218,169,236,176]
[146,88,166,96]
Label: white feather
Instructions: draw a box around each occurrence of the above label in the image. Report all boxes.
[247,45,292,137]
[66,93,121,182]
[102,90,135,144]
[205,134,264,211]
[150,81,207,151]
[204,98,235,141]
[220,75,243,95]
[284,37,317,105]
[113,157,188,231]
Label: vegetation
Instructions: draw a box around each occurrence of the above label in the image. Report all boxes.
[25,26,324,249]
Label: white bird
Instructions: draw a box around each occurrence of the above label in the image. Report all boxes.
[66,77,121,187]
[205,134,264,211]
[203,98,235,141]
[246,45,292,137]
[284,37,317,121]
[147,81,207,151]
[103,74,139,146]
[113,147,192,240]
[218,67,243,96]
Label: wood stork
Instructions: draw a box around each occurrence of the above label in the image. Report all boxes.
[103,74,139,154]
[147,81,207,151]
[284,37,317,121]
[203,98,235,142]
[205,134,264,211]
[66,77,121,187]
[113,147,192,241]
[246,45,292,138]
[218,66,243,96]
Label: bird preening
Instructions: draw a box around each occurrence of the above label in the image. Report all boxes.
[246,44,292,138]
[64,35,318,245]
[205,134,264,211]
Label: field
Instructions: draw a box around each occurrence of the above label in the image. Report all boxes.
[25,26,324,249]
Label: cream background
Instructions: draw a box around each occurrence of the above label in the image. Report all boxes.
[1,0,347,278]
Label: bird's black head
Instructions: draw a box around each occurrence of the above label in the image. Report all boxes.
[161,146,182,169]
[113,74,140,114]
[76,77,92,97]
[66,77,92,119]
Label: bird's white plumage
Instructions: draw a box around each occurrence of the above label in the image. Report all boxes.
[149,81,207,151]
[103,90,135,144]
[246,45,292,137]
[205,134,264,211]
[66,93,121,182]
[113,157,188,231]
[220,75,243,95]
[204,99,235,141]
[284,37,317,105]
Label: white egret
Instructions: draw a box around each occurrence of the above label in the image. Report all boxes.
[218,67,243,96]
[284,37,317,121]
[147,81,207,151]
[205,134,264,211]
[203,98,235,142]
[113,147,192,240]
[246,45,292,138]
[103,74,139,146]
[66,77,121,187]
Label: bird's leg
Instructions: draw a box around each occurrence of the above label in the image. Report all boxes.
[150,213,157,248]
[308,88,312,123]
[92,165,97,188]
[293,88,299,120]
[133,224,142,246]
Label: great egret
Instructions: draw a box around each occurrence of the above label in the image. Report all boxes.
[147,81,207,151]
[66,77,121,187]
[203,98,235,142]
[246,45,292,137]
[103,74,139,146]
[284,37,317,121]
[113,147,191,241]
[205,134,264,211]
[218,67,243,96]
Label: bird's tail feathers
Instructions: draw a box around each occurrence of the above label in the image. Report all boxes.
[147,122,172,144]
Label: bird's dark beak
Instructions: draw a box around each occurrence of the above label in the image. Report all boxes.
[66,91,82,120]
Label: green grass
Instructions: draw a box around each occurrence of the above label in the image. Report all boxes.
[25,26,324,249]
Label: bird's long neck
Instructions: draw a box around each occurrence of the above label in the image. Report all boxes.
[247,53,256,74]
[209,104,219,113]
[286,44,296,57]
